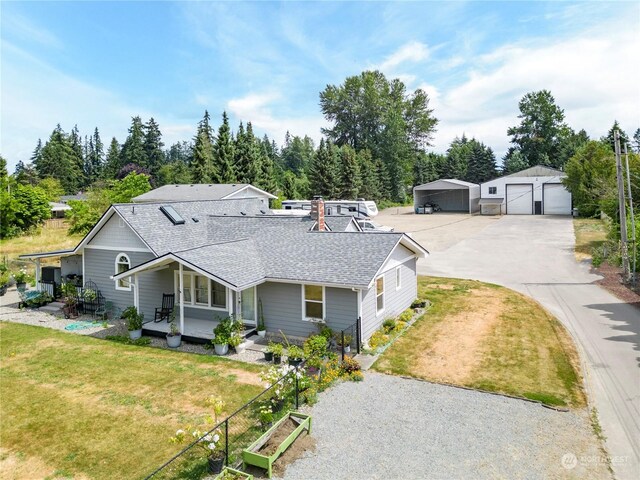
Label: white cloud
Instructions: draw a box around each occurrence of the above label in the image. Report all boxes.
[425,19,640,160]
[377,41,430,72]
[227,92,327,146]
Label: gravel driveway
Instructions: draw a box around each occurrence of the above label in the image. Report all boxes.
[282,373,610,480]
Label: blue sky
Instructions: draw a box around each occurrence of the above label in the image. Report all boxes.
[2,1,639,172]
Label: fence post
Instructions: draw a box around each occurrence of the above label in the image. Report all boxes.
[356,317,361,354]
[224,419,229,466]
[341,331,345,361]
[295,368,299,410]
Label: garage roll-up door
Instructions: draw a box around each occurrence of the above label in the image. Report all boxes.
[543,183,572,215]
[506,184,533,215]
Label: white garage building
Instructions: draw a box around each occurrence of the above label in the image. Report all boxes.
[479,165,572,215]
[413,179,481,213]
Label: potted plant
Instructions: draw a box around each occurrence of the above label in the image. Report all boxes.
[257,299,266,338]
[171,396,226,474]
[263,342,275,362]
[287,345,304,367]
[229,332,246,354]
[123,306,144,340]
[258,403,274,430]
[166,312,181,348]
[13,268,29,290]
[0,271,10,296]
[336,334,352,353]
[61,282,79,318]
[270,343,283,364]
[213,316,242,356]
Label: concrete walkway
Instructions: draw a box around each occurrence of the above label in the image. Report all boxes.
[421,215,640,480]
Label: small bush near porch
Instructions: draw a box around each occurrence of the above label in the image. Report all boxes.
[0,322,264,479]
[373,276,586,408]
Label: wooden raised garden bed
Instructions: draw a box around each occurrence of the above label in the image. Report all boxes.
[214,466,253,480]
[242,411,311,478]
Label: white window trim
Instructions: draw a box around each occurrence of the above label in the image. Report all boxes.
[375,275,385,316]
[301,284,326,323]
[115,253,131,291]
[174,271,228,311]
[395,266,402,291]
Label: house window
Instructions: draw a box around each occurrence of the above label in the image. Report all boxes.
[194,275,209,305]
[489,186,497,194]
[396,267,402,290]
[175,271,227,310]
[376,276,384,314]
[115,253,131,291]
[303,285,324,322]
[211,281,226,308]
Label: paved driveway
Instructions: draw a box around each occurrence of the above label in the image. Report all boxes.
[416,215,640,480]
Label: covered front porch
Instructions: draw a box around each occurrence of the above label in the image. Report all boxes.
[115,254,261,342]
[141,316,257,343]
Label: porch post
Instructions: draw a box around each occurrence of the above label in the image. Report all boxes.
[133,273,139,310]
[179,263,185,334]
[35,259,41,287]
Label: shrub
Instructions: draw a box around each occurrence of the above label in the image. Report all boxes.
[318,325,334,341]
[394,320,407,332]
[266,342,284,356]
[122,306,143,331]
[213,316,242,346]
[341,356,361,375]
[382,319,396,334]
[287,344,304,360]
[398,309,413,323]
[368,331,389,350]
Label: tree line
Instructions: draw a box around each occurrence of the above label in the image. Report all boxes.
[5,71,640,234]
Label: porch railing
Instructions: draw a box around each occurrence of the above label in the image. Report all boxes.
[37,281,56,297]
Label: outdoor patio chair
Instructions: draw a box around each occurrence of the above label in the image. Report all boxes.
[154,293,175,323]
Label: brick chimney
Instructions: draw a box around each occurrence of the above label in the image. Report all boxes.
[310,196,325,231]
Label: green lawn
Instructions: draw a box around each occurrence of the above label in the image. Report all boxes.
[373,276,585,408]
[0,322,264,479]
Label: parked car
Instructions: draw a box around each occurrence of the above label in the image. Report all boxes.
[357,219,394,232]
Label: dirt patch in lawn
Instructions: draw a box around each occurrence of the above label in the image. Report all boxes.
[424,283,456,290]
[216,367,263,386]
[415,289,503,383]
[0,448,90,480]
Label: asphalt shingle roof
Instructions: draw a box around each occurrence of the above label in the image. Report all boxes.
[132,184,273,202]
[113,199,417,289]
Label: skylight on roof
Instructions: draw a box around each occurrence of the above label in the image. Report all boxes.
[160,205,185,225]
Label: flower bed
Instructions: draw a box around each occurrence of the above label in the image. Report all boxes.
[363,307,425,355]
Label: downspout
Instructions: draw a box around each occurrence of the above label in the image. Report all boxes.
[179,263,184,335]
[133,273,139,311]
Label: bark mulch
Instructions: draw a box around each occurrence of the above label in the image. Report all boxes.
[593,261,640,309]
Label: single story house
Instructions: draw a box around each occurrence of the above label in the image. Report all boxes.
[479,165,572,215]
[132,183,277,206]
[21,198,427,344]
[413,179,481,213]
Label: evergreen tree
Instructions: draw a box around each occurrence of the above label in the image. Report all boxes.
[83,135,96,185]
[338,145,360,198]
[31,139,43,165]
[633,128,640,154]
[103,137,122,179]
[14,161,39,185]
[69,124,85,181]
[191,111,216,183]
[444,135,471,179]
[374,158,391,200]
[258,140,277,194]
[143,118,165,176]
[158,162,192,186]
[413,152,446,186]
[120,116,146,168]
[465,140,497,184]
[357,149,380,200]
[213,112,236,182]
[309,139,339,198]
[35,125,82,194]
[166,141,193,164]
[281,133,315,174]
[604,120,629,153]
[234,122,262,184]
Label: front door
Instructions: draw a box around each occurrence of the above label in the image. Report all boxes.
[240,287,256,325]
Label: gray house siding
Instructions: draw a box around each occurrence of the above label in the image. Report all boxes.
[360,257,417,341]
[256,282,357,338]
[325,287,358,331]
[82,248,155,313]
[61,255,82,278]
[137,267,173,323]
[89,213,149,250]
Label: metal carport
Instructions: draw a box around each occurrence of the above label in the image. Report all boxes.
[413,179,480,213]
